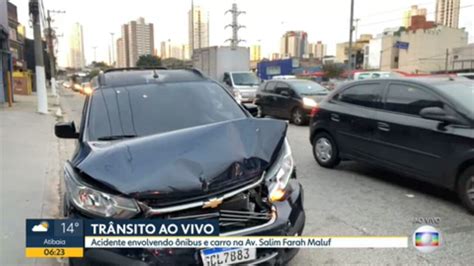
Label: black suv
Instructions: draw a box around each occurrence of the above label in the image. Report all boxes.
[255,79,329,125]
[309,78,474,213]
[55,68,305,265]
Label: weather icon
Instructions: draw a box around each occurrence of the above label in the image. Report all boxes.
[32,221,49,232]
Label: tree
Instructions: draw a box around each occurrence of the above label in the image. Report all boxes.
[136,55,162,68]
[92,61,111,69]
[161,58,192,69]
[322,63,345,79]
[87,61,111,79]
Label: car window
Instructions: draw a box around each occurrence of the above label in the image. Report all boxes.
[385,84,444,116]
[335,83,382,108]
[87,82,246,141]
[435,81,474,114]
[275,82,291,95]
[265,82,277,93]
[289,81,328,95]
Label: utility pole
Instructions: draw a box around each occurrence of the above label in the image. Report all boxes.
[225,3,246,50]
[110,32,115,66]
[46,9,65,97]
[444,48,449,74]
[347,0,355,77]
[29,0,48,113]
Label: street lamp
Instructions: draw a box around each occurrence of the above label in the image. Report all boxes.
[110,33,115,66]
[347,0,355,77]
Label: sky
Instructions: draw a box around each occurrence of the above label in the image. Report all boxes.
[10,0,474,67]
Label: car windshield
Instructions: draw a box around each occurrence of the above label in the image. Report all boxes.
[290,81,329,95]
[436,81,474,116]
[231,73,260,86]
[87,81,246,141]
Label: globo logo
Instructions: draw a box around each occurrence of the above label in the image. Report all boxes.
[413,225,441,253]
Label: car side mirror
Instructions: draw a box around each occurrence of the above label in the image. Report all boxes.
[419,107,461,124]
[243,103,259,117]
[55,122,79,139]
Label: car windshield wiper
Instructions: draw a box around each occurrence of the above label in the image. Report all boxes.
[97,134,138,141]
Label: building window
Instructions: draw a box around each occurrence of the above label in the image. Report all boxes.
[266,66,281,75]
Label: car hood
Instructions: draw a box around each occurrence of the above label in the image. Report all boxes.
[75,118,287,206]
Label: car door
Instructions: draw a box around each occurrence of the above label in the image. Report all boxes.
[273,82,294,119]
[329,81,385,160]
[372,81,458,183]
[257,81,278,116]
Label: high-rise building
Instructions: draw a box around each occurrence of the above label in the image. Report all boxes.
[116,38,125,67]
[308,41,326,59]
[68,23,85,69]
[117,18,154,67]
[435,0,460,28]
[280,31,308,58]
[128,17,154,67]
[160,41,189,60]
[182,44,190,60]
[250,44,261,61]
[403,5,427,27]
[160,41,170,59]
[119,24,130,67]
[189,5,209,55]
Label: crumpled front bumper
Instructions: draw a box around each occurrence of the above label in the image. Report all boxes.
[68,180,305,266]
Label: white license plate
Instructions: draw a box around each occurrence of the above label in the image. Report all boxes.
[200,247,256,266]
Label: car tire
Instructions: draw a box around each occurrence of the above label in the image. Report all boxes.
[312,132,340,168]
[291,107,306,126]
[457,165,474,214]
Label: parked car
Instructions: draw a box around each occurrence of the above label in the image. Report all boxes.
[458,72,474,80]
[309,77,474,213]
[255,79,329,125]
[55,68,305,265]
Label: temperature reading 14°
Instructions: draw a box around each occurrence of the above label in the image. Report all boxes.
[61,222,80,234]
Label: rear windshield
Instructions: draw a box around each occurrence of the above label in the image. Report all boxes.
[87,81,246,141]
[290,81,328,95]
[436,81,474,115]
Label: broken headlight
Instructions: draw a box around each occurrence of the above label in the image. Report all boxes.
[265,138,294,202]
[64,164,140,218]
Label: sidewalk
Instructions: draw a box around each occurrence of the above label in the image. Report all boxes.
[0,93,63,266]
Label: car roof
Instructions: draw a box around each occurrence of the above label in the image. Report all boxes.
[96,68,207,88]
[341,76,469,88]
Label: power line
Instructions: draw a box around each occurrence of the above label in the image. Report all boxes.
[358,4,474,28]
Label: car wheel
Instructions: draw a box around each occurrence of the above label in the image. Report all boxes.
[312,132,340,168]
[291,108,306,126]
[457,165,474,214]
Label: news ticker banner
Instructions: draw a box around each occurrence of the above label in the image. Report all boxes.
[26,219,408,258]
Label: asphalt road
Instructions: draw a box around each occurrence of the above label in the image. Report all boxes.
[60,88,474,265]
